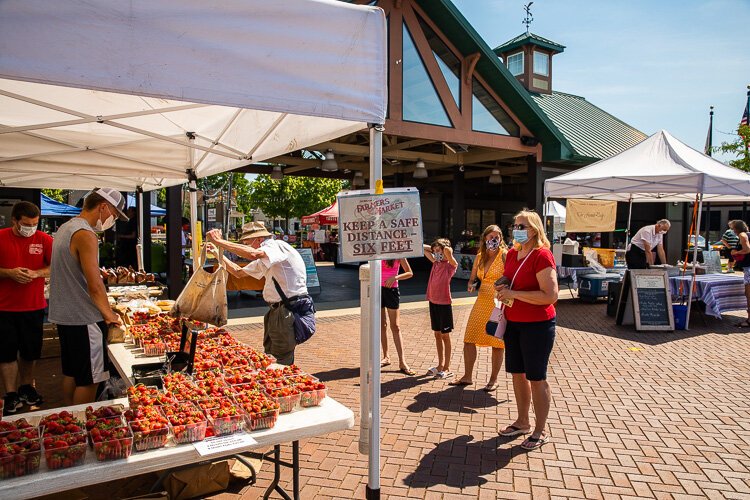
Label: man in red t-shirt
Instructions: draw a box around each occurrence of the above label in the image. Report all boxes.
[0,201,52,415]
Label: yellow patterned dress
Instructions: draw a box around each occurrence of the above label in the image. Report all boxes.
[463,253,505,348]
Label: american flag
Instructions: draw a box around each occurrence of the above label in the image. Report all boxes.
[742,101,749,127]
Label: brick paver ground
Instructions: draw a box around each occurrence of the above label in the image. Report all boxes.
[21,296,750,499]
[208,297,750,499]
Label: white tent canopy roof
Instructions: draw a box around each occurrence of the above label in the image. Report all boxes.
[0,0,386,191]
[544,201,566,220]
[544,130,750,202]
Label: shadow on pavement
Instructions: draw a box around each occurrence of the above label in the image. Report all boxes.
[403,434,519,489]
[380,373,433,398]
[311,366,360,383]
[406,385,507,414]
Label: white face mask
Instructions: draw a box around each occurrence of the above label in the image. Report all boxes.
[18,224,37,238]
[93,206,115,232]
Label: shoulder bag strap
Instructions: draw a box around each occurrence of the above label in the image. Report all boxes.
[509,248,536,290]
[271,277,292,309]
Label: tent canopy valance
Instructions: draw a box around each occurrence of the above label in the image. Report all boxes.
[544,130,750,202]
[301,200,339,226]
[0,0,387,192]
[40,194,80,217]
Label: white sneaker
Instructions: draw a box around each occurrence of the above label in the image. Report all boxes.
[427,366,439,375]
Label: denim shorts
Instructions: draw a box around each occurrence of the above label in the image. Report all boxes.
[504,318,556,381]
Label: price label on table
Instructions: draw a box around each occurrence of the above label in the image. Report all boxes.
[193,433,259,456]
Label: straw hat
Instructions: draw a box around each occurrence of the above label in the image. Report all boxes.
[239,221,272,241]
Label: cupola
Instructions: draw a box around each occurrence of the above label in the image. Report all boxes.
[494,32,564,94]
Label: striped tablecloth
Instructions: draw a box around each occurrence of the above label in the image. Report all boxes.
[669,274,747,319]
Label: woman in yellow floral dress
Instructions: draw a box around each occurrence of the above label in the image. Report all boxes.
[449,225,506,391]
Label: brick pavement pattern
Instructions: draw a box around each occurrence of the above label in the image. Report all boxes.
[206,298,750,499]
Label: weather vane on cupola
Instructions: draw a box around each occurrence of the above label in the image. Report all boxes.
[523,2,534,34]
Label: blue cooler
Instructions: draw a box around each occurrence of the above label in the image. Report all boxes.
[578,273,621,303]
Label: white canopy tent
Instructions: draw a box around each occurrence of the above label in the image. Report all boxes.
[1,0,387,493]
[544,130,750,329]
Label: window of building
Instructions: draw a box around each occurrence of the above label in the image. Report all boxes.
[417,15,461,109]
[507,52,523,76]
[471,79,520,136]
[402,23,452,127]
[533,51,549,76]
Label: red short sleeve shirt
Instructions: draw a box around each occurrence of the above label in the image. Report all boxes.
[502,247,556,322]
[0,228,53,312]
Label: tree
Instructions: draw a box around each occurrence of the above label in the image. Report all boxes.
[155,172,254,217]
[248,175,344,229]
[715,124,750,172]
[41,189,66,203]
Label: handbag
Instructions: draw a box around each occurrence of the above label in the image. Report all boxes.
[171,245,228,326]
[485,249,536,340]
[271,277,316,344]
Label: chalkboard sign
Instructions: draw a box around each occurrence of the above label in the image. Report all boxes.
[616,270,673,331]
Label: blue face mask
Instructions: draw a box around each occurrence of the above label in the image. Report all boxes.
[513,229,529,244]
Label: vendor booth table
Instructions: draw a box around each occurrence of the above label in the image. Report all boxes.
[0,342,354,500]
[669,273,747,319]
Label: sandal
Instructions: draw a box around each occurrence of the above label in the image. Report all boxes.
[380,358,391,367]
[448,378,472,386]
[427,366,439,375]
[399,367,416,376]
[482,381,498,392]
[520,434,549,451]
[499,425,530,437]
[735,320,750,328]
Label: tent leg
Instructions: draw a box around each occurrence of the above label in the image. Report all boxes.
[685,195,703,330]
[137,188,144,271]
[367,124,383,499]
[625,198,633,247]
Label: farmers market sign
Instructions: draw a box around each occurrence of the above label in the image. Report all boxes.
[337,188,423,263]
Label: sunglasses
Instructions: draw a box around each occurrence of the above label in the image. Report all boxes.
[512,224,529,230]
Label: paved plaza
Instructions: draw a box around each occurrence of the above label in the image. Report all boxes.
[28,295,750,499]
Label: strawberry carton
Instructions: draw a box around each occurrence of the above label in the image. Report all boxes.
[141,338,167,357]
[232,389,279,431]
[90,426,133,461]
[42,431,87,470]
[0,418,35,433]
[127,384,176,408]
[195,377,236,399]
[125,407,170,452]
[0,427,41,479]
[222,367,257,386]
[161,402,207,444]
[197,398,245,436]
[84,404,125,421]
[288,374,327,408]
[40,411,85,436]
[263,378,301,413]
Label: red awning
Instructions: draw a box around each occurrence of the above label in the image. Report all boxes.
[301,200,338,225]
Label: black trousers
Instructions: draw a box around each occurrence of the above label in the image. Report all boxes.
[625,245,660,269]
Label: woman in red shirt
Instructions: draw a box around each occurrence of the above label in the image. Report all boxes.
[495,210,558,451]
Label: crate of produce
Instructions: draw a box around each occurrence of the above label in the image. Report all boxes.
[125,406,170,452]
[290,375,328,408]
[232,390,280,431]
[42,431,87,470]
[0,427,41,479]
[127,384,176,408]
[141,339,167,357]
[198,398,245,436]
[264,386,301,414]
[162,403,207,444]
[90,426,133,461]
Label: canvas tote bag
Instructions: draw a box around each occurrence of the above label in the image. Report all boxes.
[171,245,228,326]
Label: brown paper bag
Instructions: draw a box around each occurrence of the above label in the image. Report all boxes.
[163,461,230,500]
[171,245,228,326]
[108,324,126,343]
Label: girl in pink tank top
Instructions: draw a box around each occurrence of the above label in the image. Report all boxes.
[380,259,415,376]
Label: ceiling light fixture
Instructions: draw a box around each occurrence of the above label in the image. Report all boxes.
[321,149,338,172]
[489,169,502,184]
[353,171,365,187]
[271,165,283,180]
[413,159,428,179]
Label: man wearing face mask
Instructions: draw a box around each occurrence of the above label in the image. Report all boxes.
[49,188,127,405]
[625,219,671,269]
[0,201,53,415]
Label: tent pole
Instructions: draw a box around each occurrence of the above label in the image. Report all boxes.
[685,194,703,330]
[137,187,144,271]
[625,197,633,247]
[367,123,383,500]
[187,132,200,272]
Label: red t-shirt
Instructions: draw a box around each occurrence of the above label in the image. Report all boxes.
[503,247,556,322]
[0,228,53,312]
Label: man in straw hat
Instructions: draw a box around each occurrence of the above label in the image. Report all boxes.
[49,188,127,405]
[207,222,309,365]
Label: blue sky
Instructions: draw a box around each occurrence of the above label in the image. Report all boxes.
[452,0,750,162]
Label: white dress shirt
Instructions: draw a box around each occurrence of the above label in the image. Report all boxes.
[241,239,308,303]
[629,224,663,252]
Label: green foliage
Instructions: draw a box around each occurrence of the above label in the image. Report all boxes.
[41,189,66,203]
[247,175,344,221]
[198,173,253,215]
[715,124,750,172]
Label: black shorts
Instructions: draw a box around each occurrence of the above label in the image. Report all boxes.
[721,247,734,261]
[57,321,110,386]
[0,310,45,363]
[504,318,556,381]
[381,286,400,310]
[429,302,453,333]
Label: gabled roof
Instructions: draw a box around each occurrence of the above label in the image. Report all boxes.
[529,91,647,161]
[493,32,565,55]
[412,0,577,162]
